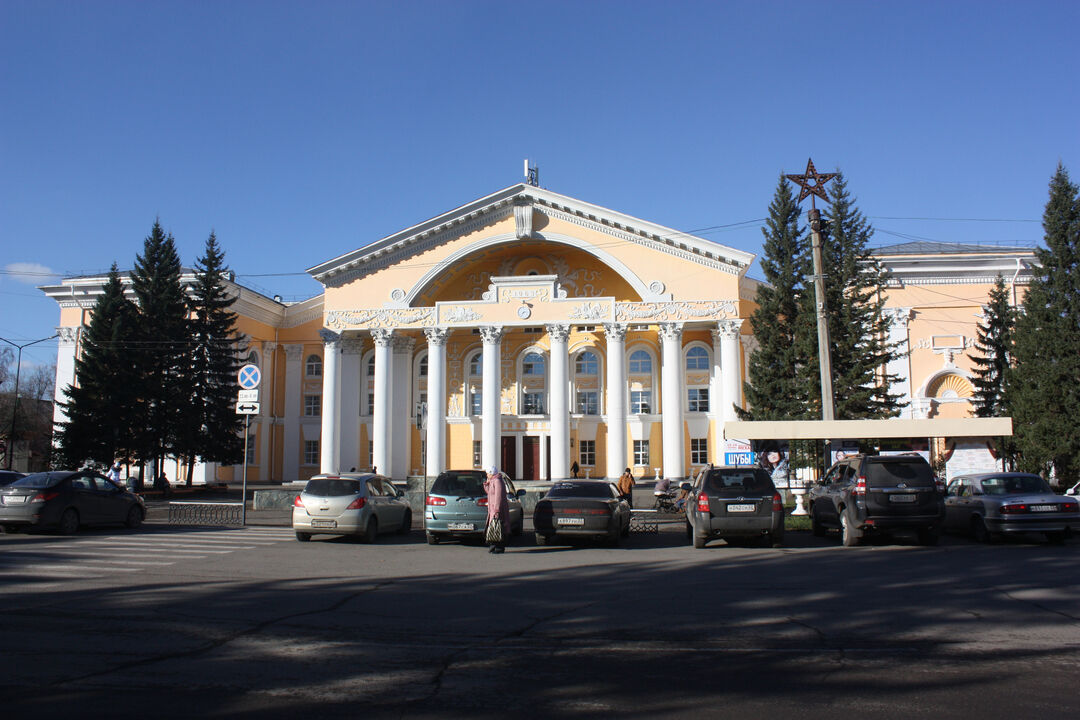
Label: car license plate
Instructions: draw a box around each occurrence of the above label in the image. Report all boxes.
[310,519,337,528]
[727,503,756,512]
[2,496,26,504]
[557,517,585,525]
[447,522,475,530]
[1029,504,1056,512]
[890,494,917,503]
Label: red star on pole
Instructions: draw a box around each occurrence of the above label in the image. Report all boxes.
[786,158,837,205]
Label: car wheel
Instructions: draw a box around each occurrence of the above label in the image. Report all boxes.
[620,520,630,538]
[125,505,144,529]
[769,530,784,548]
[971,516,990,543]
[811,507,827,538]
[363,517,378,544]
[535,533,549,546]
[693,534,707,549]
[918,526,940,546]
[512,520,523,537]
[426,531,440,545]
[58,508,79,536]
[398,510,412,535]
[840,509,861,547]
[1046,530,1067,545]
[685,521,693,542]
[295,531,312,542]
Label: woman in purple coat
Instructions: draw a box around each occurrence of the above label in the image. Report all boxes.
[484,465,510,554]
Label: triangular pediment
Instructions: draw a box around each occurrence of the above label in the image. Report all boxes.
[307,184,755,288]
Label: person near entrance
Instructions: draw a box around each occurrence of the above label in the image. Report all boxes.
[484,465,509,554]
[571,461,580,479]
[617,467,635,508]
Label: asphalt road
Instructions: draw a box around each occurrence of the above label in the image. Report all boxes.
[1,521,1078,719]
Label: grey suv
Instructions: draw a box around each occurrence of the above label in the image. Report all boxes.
[685,466,785,548]
[808,454,944,546]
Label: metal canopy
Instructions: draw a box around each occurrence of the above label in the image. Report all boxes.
[723,417,1013,441]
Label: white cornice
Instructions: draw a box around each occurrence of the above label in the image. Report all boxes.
[308,184,755,287]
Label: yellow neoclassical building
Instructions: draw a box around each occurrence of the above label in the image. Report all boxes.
[42,184,1037,484]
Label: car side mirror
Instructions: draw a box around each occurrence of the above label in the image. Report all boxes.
[515,489,526,499]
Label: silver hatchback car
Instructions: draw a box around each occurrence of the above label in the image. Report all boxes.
[293,473,411,542]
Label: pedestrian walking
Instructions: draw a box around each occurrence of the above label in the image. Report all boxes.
[617,467,635,508]
[484,465,509,554]
[570,461,580,479]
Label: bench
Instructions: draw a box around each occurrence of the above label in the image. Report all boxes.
[168,501,244,527]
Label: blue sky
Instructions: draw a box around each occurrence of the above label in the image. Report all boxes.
[2,0,1077,370]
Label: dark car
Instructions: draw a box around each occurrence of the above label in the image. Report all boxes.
[0,470,146,534]
[533,481,631,546]
[685,466,784,548]
[944,472,1079,544]
[0,470,26,487]
[808,454,944,546]
[424,470,524,545]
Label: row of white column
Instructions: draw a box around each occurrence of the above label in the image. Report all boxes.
[316,319,744,481]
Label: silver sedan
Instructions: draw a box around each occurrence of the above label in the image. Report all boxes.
[944,473,1080,544]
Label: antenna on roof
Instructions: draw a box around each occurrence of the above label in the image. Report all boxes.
[524,158,539,187]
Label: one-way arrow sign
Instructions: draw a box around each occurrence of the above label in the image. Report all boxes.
[236,402,260,415]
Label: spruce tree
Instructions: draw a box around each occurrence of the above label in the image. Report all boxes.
[969,275,1016,418]
[129,220,191,481]
[184,232,244,482]
[795,172,905,420]
[1006,164,1080,484]
[740,175,811,420]
[56,264,139,467]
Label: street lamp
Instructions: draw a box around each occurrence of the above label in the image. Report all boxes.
[1,334,58,470]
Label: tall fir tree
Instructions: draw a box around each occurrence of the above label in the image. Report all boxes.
[795,171,905,420]
[129,220,192,481]
[1005,164,1080,484]
[183,232,244,482]
[740,175,811,420]
[56,264,139,467]
[969,275,1016,418]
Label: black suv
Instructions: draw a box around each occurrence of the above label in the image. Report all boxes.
[807,454,944,546]
[686,466,785,548]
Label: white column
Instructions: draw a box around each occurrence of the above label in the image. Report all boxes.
[660,322,685,480]
[885,307,914,418]
[319,329,342,474]
[547,323,570,481]
[718,319,744,423]
[424,327,450,479]
[371,329,393,476]
[258,341,277,478]
[479,325,504,472]
[604,323,627,481]
[283,344,303,481]
[391,335,415,479]
[52,326,80,431]
[339,335,362,471]
[709,328,724,465]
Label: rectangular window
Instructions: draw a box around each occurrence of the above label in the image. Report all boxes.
[579,439,595,466]
[470,391,482,416]
[630,391,651,414]
[303,440,319,466]
[304,395,321,417]
[473,441,482,468]
[634,439,650,466]
[575,390,599,415]
[691,438,708,465]
[688,387,710,413]
[367,388,374,416]
[522,392,545,414]
[368,441,373,467]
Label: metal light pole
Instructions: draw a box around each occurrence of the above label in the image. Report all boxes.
[1,334,58,470]
[786,159,837,421]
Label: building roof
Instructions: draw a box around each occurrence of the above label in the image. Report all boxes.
[873,241,1038,256]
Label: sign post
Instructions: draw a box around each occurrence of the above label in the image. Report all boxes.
[236,364,262,526]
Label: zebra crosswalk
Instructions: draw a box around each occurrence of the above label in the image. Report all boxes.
[0,525,295,588]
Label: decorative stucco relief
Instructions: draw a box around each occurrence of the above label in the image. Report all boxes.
[326,308,434,330]
[615,301,737,322]
[569,302,612,321]
[443,306,483,324]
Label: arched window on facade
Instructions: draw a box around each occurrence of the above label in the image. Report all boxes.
[414,351,428,430]
[246,350,259,366]
[685,344,711,413]
[521,351,546,415]
[573,349,600,415]
[468,351,483,416]
[364,354,375,416]
[306,354,322,377]
[628,349,654,414]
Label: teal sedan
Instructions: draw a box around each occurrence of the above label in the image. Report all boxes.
[424,470,524,544]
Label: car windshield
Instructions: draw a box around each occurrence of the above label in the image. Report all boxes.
[546,482,612,499]
[703,469,773,494]
[431,471,486,496]
[980,475,1051,495]
[865,458,934,487]
[305,478,363,497]
[9,472,68,489]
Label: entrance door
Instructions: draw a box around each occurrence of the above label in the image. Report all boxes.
[522,436,540,481]
[501,437,517,481]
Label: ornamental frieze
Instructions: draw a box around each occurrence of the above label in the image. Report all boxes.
[325,308,435,330]
[614,300,737,322]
